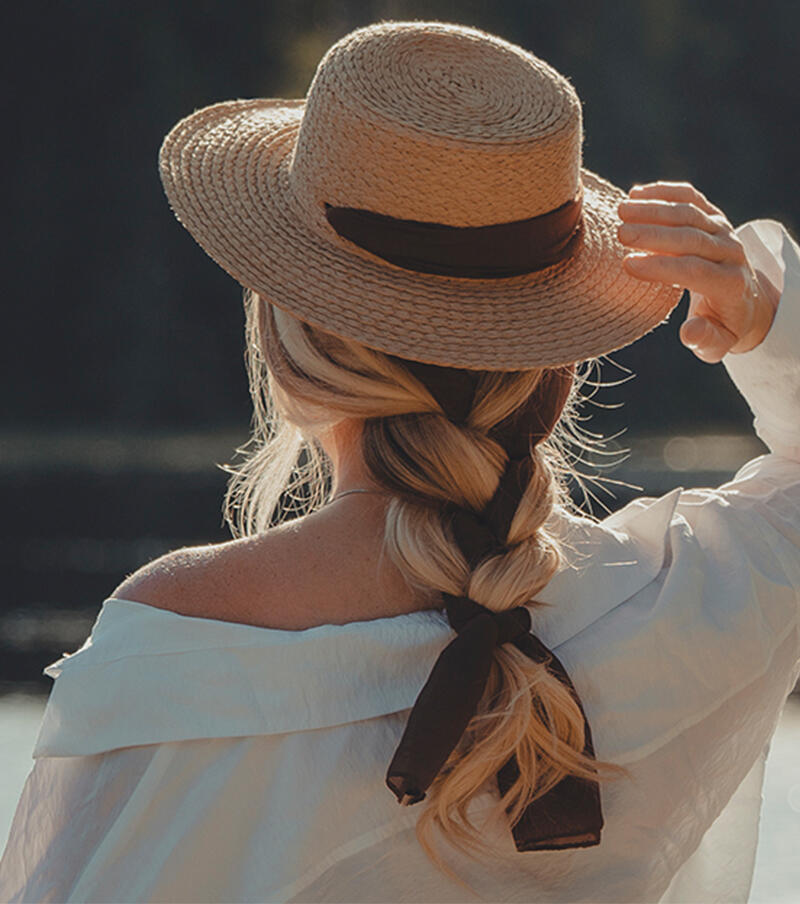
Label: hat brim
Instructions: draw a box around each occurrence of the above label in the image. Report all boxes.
[159,98,682,369]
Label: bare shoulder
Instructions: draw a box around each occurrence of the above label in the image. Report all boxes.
[111,498,432,629]
[111,523,308,628]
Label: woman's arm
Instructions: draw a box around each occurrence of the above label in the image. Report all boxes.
[615,186,800,663]
[618,180,780,362]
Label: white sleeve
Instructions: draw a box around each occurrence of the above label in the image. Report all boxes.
[723,219,800,461]
[670,219,800,668]
[602,219,800,693]
[0,748,158,903]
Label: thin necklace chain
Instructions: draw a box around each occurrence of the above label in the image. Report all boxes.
[329,487,389,503]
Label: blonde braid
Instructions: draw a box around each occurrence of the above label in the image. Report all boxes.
[228,295,621,874]
[362,375,608,866]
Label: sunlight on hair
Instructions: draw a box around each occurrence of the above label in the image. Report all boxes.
[222,289,628,875]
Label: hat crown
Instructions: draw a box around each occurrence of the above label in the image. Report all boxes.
[288,21,583,227]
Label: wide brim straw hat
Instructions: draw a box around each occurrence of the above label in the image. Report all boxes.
[159,20,682,370]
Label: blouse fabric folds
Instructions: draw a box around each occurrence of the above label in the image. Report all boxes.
[1,220,799,903]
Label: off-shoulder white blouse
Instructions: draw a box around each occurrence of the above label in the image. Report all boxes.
[1,220,799,903]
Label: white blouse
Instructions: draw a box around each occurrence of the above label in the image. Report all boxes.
[1,220,799,904]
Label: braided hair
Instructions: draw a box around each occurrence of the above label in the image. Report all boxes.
[224,291,619,869]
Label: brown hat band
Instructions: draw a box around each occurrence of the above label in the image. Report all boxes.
[324,193,583,279]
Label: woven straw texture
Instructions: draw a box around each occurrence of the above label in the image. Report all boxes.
[159,20,681,369]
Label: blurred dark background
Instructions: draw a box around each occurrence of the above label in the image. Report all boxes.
[2,0,798,691]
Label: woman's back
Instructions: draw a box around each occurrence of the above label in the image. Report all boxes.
[3,440,798,901]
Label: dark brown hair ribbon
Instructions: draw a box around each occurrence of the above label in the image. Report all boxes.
[384,363,603,852]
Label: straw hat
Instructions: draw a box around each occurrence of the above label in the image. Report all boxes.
[159,20,681,369]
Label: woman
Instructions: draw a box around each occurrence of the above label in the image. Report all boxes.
[1,20,797,904]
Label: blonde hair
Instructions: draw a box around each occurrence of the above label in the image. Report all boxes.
[224,289,620,872]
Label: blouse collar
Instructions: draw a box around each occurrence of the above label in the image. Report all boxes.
[35,489,681,758]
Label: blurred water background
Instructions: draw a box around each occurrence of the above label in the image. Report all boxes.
[3,0,799,898]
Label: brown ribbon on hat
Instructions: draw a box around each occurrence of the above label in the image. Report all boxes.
[324,192,583,278]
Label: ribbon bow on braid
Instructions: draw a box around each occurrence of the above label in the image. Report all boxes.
[385,362,604,852]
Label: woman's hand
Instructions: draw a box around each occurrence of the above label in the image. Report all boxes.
[617,181,779,363]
